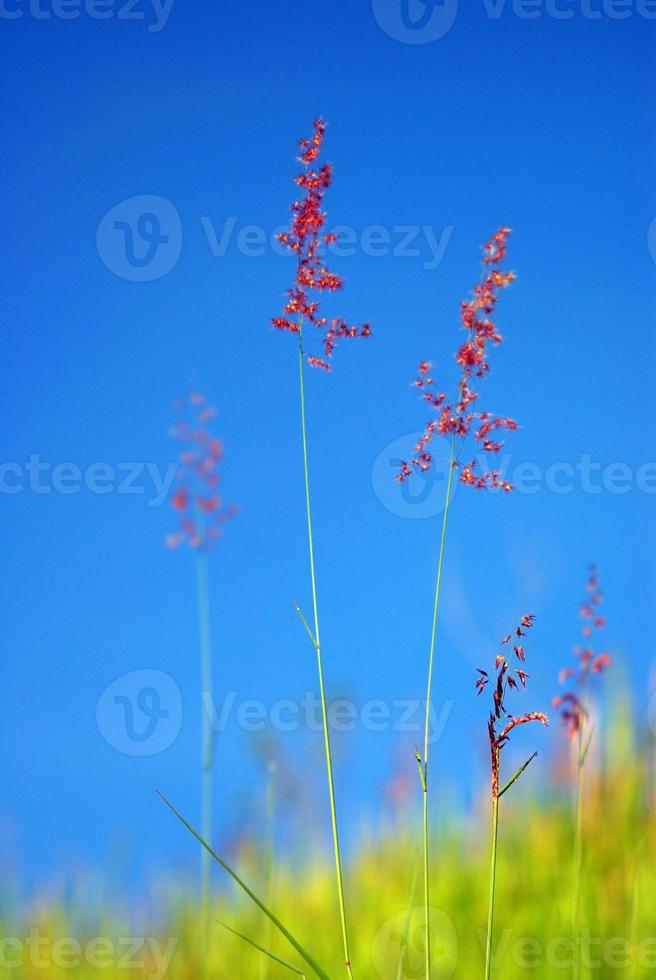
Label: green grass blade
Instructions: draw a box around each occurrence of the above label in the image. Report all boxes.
[157,792,330,980]
[497,752,538,798]
[217,920,306,977]
[292,600,319,650]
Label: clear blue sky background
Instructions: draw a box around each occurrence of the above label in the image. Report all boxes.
[2,1,655,890]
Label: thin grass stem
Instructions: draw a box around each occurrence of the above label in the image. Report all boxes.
[395,853,420,980]
[196,552,213,980]
[297,330,354,979]
[420,432,457,980]
[260,763,278,980]
[573,722,585,980]
[484,790,500,980]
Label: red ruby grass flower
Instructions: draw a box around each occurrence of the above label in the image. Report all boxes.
[553,565,611,739]
[272,118,371,370]
[271,119,370,979]
[397,227,517,490]
[479,614,549,980]
[476,614,549,799]
[166,391,236,550]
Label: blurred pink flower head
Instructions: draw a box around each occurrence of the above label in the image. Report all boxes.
[554,565,611,739]
[166,391,237,551]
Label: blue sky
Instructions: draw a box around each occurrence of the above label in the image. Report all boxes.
[2,1,655,889]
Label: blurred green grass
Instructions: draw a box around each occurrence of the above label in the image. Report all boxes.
[4,710,655,979]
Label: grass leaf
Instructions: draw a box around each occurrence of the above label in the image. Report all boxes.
[217,919,306,977]
[157,792,330,980]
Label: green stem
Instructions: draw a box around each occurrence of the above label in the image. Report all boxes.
[573,722,585,980]
[420,433,457,980]
[297,332,354,979]
[484,791,500,980]
[395,853,420,980]
[196,552,213,980]
[260,764,278,980]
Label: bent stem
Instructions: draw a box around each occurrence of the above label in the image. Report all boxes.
[419,432,457,980]
[484,791,500,980]
[196,552,214,980]
[297,330,354,979]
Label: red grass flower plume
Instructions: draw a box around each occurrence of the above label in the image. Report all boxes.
[166,392,236,550]
[397,227,517,489]
[272,118,371,370]
[553,565,611,739]
[476,614,549,799]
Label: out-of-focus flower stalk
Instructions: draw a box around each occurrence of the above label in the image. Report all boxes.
[167,392,236,979]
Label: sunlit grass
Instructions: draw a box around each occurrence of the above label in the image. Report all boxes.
[5,723,654,979]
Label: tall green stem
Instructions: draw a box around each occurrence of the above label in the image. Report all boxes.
[260,764,278,980]
[573,722,585,980]
[197,552,214,980]
[484,790,500,980]
[297,332,354,979]
[420,434,457,980]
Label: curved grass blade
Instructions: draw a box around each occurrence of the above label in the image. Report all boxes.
[217,920,306,977]
[156,792,330,980]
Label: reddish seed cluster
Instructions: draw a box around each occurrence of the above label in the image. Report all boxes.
[271,119,371,370]
[476,614,549,799]
[166,392,236,551]
[553,566,611,739]
[397,228,517,489]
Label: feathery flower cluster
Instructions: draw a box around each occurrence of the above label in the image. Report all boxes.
[476,614,549,799]
[553,566,611,739]
[166,392,236,550]
[272,118,371,370]
[397,228,517,489]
